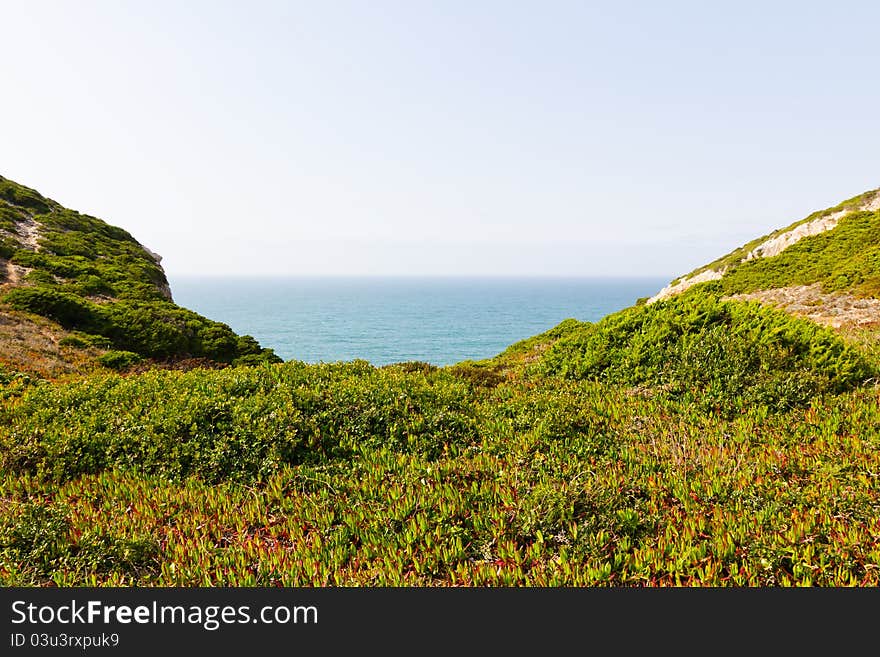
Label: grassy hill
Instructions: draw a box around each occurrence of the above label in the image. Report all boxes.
[0,175,279,377]
[648,188,880,329]
[1,179,878,586]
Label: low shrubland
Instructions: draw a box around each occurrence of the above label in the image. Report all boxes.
[1,370,878,586]
[541,288,876,415]
[1,314,878,585]
[1,174,879,586]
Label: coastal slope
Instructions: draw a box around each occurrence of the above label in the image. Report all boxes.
[645,187,880,329]
[1,178,878,587]
[0,175,279,376]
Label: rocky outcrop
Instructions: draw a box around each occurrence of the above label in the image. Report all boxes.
[141,245,173,300]
[647,268,725,304]
[743,212,845,262]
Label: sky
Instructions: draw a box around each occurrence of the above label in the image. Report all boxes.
[2,1,879,281]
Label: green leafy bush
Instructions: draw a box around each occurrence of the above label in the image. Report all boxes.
[677,189,880,285]
[0,237,17,260]
[0,362,479,483]
[58,332,113,349]
[717,210,880,298]
[4,287,99,328]
[97,350,144,370]
[542,289,876,414]
[448,362,506,389]
[0,179,50,213]
[3,288,277,363]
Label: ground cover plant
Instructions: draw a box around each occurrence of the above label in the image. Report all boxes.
[1,175,879,586]
[1,308,878,586]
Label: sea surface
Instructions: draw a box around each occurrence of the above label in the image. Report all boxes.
[171,277,669,366]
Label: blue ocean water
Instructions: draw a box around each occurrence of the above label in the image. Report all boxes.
[171,277,668,366]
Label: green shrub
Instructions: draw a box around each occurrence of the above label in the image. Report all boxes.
[0,362,479,483]
[717,210,880,298]
[58,332,112,349]
[0,237,17,260]
[23,270,55,285]
[542,288,876,414]
[58,335,89,349]
[4,287,100,329]
[0,175,276,364]
[385,361,438,375]
[232,351,284,367]
[97,350,144,370]
[676,189,880,286]
[4,283,278,363]
[0,179,51,213]
[448,362,506,389]
[0,504,70,580]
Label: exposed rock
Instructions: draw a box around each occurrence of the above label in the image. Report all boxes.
[744,211,845,261]
[647,268,725,304]
[141,245,174,300]
[14,214,42,250]
[726,284,880,329]
[143,245,163,264]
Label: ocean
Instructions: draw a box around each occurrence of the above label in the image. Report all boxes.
[170,277,669,366]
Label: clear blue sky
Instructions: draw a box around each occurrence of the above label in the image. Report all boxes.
[2,1,878,280]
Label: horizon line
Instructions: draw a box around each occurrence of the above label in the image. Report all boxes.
[167,273,674,280]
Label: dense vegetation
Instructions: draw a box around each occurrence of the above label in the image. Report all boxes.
[0,175,278,365]
[716,209,880,298]
[542,288,876,415]
[0,177,878,586]
[1,283,878,586]
[1,358,878,586]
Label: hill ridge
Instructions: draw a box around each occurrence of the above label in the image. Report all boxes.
[0,174,279,375]
[647,187,880,310]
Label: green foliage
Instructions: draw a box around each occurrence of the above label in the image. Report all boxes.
[0,175,278,364]
[4,287,99,328]
[542,289,876,414]
[0,362,479,483]
[2,376,879,586]
[0,206,20,231]
[232,351,284,367]
[679,189,880,283]
[0,502,158,585]
[0,504,70,580]
[97,350,143,371]
[496,318,583,361]
[384,361,438,375]
[59,332,113,349]
[0,367,35,401]
[2,174,880,587]
[0,236,16,260]
[94,302,241,360]
[0,179,51,214]
[3,271,276,363]
[716,210,880,298]
[447,362,506,389]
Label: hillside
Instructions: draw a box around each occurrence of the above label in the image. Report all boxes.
[0,175,279,376]
[1,179,878,587]
[646,187,880,329]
